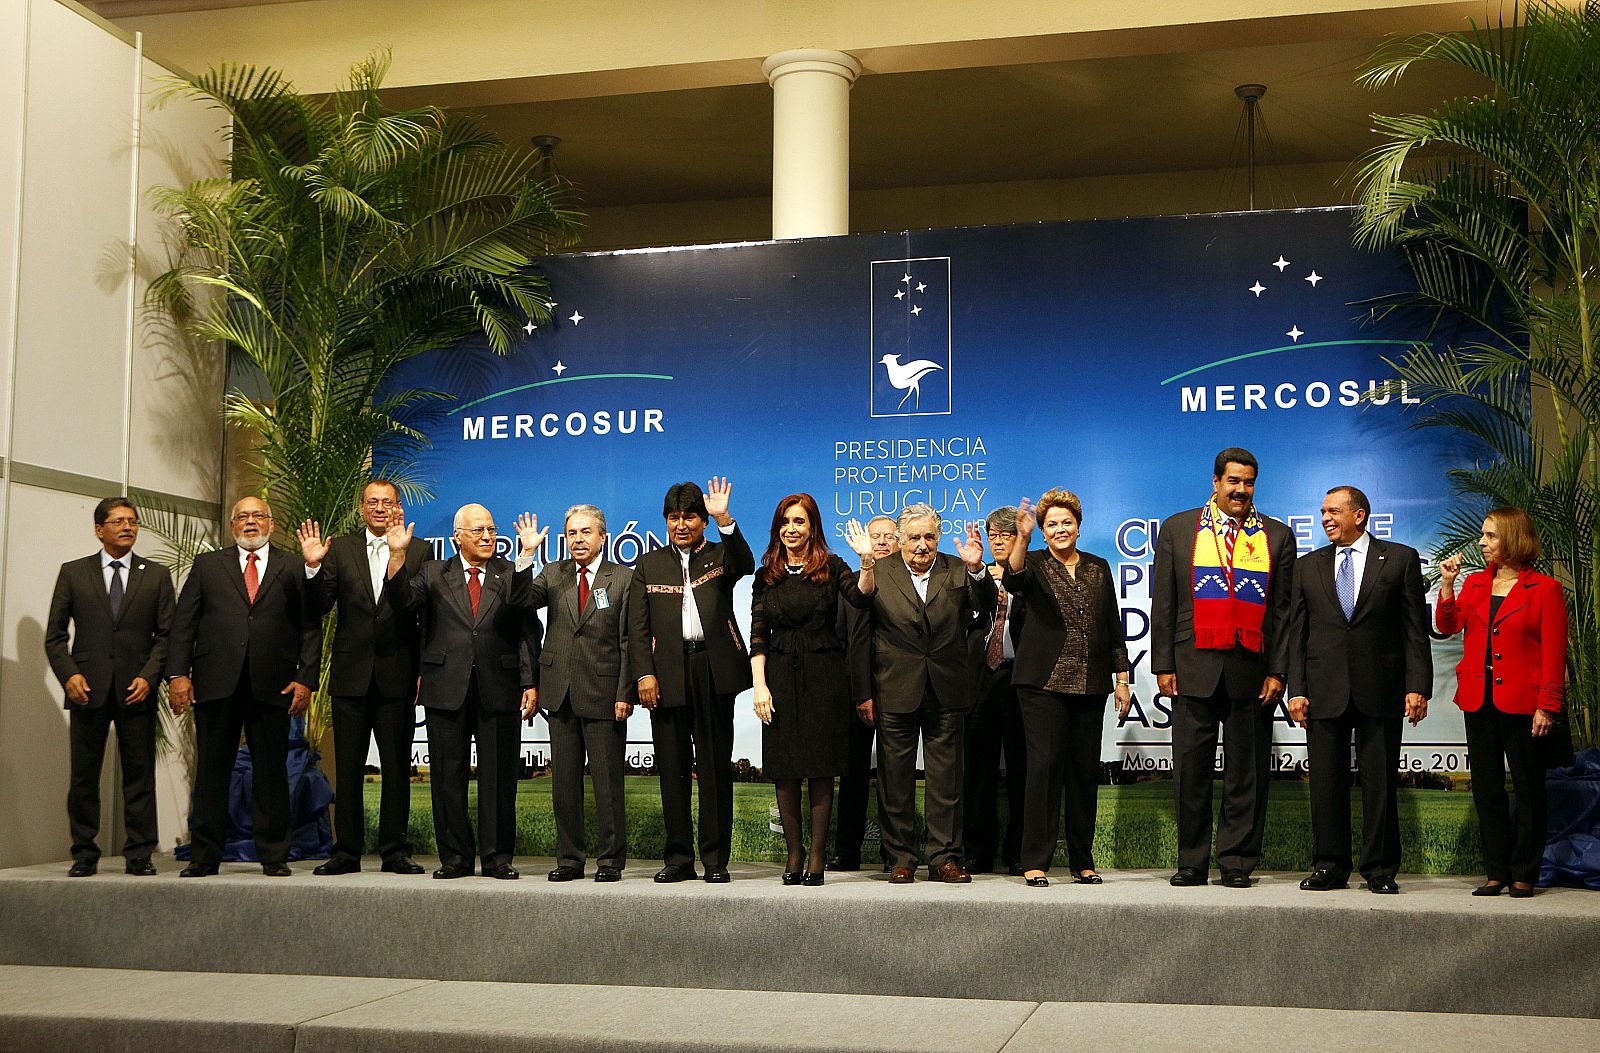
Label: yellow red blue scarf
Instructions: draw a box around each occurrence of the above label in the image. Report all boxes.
[1191,501,1271,652]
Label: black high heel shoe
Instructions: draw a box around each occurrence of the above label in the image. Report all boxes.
[782,871,803,886]
[801,871,825,886]
[1508,882,1537,898]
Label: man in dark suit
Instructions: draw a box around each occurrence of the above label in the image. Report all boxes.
[860,502,996,884]
[295,480,429,876]
[1288,485,1431,894]
[45,496,174,876]
[385,503,541,880]
[167,496,322,877]
[1151,448,1297,889]
[514,503,635,882]
[963,506,1027,875]
[627,478,752,883]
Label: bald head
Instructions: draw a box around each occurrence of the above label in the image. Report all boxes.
[452,504,497,566]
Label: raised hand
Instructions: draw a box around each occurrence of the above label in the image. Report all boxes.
[1438,552,1463,590]
[514,512,547,557]
[955,522,985,571]
[844,519,874,558]
[296,520,329,566]
[704,476,732,523]
[385,519,415,556]
[1016,497,1036,538]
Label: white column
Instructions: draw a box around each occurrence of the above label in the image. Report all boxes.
[761,49,860,240]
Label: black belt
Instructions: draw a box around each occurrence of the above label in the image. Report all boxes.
[683,640,707,654]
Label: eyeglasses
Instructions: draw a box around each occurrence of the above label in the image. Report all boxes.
[457,526,496,538]
[232,511,272,523]
[989,531,1017,540]
[102,517,140,528]
[362,497,399,508]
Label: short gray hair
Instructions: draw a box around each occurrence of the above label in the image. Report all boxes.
[867,515,897,536]
[985,507,1018,533]
[897,503,940,535]
[564,503,607,533]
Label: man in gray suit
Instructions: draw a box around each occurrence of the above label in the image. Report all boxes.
[516,504,635,882]
[859,503,996,884]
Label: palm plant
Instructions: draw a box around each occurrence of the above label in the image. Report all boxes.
[149,51,583,742]
[1352,0,1600,750]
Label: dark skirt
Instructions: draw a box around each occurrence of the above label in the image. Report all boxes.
[761,644,851,779]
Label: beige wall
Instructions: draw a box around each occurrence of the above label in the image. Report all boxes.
[0,0,225,869]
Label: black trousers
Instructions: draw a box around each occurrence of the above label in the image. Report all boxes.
[964,663,1026,870]
[425,674,521,870]
[1171,683,1273,874]
[548,702,629,870]
[190,679,291,868]
[876,693,966,872]
[1307,707,1403,881]
[328,681,416,863]
[833,711,876,864]
[68,702,158,863]
[650,649,736,869]
[1017,688,1105,873]
[1464,704,1548,884]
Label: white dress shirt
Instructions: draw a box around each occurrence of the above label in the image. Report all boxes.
[238,545,269,575]
[1336,530,1371,592]
[101,548,133,591]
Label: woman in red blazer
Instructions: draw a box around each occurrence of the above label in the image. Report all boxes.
[1436,506,1567,898]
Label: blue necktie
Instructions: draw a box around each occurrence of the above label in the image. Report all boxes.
[1336,547,1356,620]
[108,560,125,620]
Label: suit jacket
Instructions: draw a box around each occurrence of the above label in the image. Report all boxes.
[1150,506,1297,700]
[389,554,541,713]
[1003,549,1127,692]
[1288,536,1432,719]
[868,552,998,714]
[627,526,755,705]
[167,546,322,704]
[45,552,175,711]
[309,531,430,698]
[1436,565,1567,715]
[530,557,636,719]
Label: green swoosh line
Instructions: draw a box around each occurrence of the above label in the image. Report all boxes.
[1159,339,1423,385]
[447,373,675,414]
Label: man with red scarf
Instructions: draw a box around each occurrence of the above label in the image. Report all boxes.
[1151,448,1297,889]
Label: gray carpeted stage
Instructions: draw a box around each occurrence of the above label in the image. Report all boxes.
[2,856,1596,1024]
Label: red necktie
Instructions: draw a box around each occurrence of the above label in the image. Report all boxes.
[577,564,590,613]
[1223,518,1239,587]
[467,566,482,616]
[244,551,260,603]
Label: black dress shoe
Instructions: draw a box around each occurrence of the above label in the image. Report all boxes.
[484,862,520,880]
[547,865,584,882]
[381,856,425,875]
[594,866,622,882]
[824,856,860,872]
[179,863,217,877]
[1216,869,1252,889]
[313,858,360,876]
[261,862,293,877]
[124,859,157,876]
[704,867,731,883]
[67,860,97,878]
[1365,877,1400,895]
[433,864,474,879]
[1471,881,1505,897]
[801,871,824,886]
[1007,864,1025,877]
[1299,868,1349,891]
[654,864,698,883]
[1508,883,1537,898]
[1169,866,1206,887]
[781,870,803,886]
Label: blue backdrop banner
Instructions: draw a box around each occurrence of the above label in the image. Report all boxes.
[380,206,1475,775]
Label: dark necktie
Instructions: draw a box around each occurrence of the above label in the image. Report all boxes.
[985,587,1009,670]
[467,566,482,617]
[244,552,260,603]
[108,560,124,620]
[577,564,590,613]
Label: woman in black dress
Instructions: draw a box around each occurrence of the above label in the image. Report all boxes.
[1004,489,1132,887]
[750,494,875,884]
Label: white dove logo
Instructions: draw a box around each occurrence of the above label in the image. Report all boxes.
[878,353,944,410]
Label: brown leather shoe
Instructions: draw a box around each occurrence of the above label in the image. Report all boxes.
[888,866,915,884]
[934,861,972,883]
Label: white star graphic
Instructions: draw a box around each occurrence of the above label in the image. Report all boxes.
[1273,256,1291,271]
[1248,281,1266,297]
[1305,271,1323,287]
[522,320,536,336]
[901,273,912,284]
[894,289,905,300]
[568,311,584,326]
[910,305,923,316]
[916,282,927,293]
[1286,325,1304,342]
[552,360,567,375]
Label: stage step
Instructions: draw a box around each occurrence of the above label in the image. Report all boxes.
[0,966,1594,1052]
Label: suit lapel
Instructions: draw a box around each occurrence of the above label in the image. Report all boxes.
[83,554,115,620]
[1350,538,1386,621]
[254,548,287,603]
[881,557,921,611]
[475,559,506,625]
[576,561,609,628]
[1492,570,1531,625]
[352,533,380,606]
[922,556,948,609]
[116,553,151,623]
[223,547,251,605]
[689,545,718,630]
[443,555,475,623]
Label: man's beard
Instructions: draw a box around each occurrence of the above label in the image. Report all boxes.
[236,534,270,552]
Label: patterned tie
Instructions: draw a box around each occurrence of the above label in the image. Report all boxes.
[467,566,482,617]
[1222,517,1239,588]
[1337,547,1356,620]
[577,564,590,613]
[244,551,260,603]
[985,587,1009,670]
[108,560,124,620]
